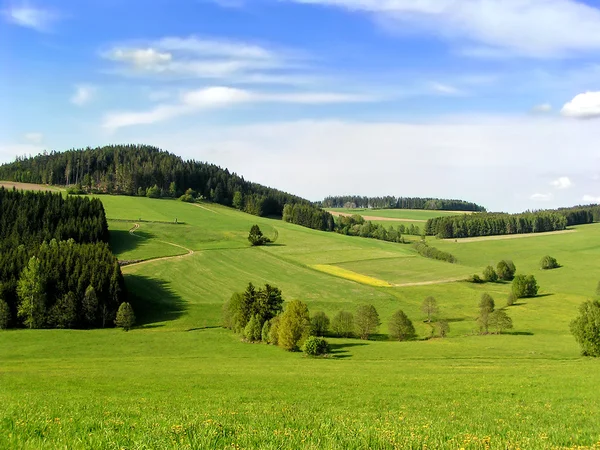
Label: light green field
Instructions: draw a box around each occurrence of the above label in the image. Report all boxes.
[328,207,467,221]
[2,195,600,449]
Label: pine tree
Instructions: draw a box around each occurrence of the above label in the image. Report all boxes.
[115,302,135,331]
[82,285,98,326]
[17,256,46,329]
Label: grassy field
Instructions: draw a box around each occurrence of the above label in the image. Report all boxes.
[327,207,466,221]
[2,194,600,449]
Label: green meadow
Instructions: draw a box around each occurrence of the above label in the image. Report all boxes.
[2,196,600,449]
[327,207,465,221]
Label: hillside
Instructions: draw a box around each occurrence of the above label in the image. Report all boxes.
[2,191,600,448]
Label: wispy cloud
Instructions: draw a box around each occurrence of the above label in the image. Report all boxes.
[23,132,43,144]
[430,82,463,96]
[531,103,552,113]
[582,194,600,204]
[71,85,96,106]
[3,3,60,32]
[530,193,553,202]
[561,91,600,119]
[550,176,572,190]
[286,0,600,58]
[102,86,376,130]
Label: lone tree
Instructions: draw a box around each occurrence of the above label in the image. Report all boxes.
[278,300,311,351]
[496,260,516,281]
[540,255,560,270]
[388,309,416,341]
[421,296,439,323]
[331,310,355,338]
[17,256,46,329]
[483,265,498,283]
[438,320,450,338]
[512,274,539,299]
[248,225,270,246]
[0,298,10,329]
[355,304,380,340]
[310,311,330,336]
[489,310,513,334]
[478,293,495,334]
[115,302,136,331]
[570,300,600,357]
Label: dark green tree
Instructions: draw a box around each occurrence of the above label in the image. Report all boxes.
[540,255,560,270]
[355,304,380,340]
[310,311,330,336]
[570,300,600,357]
[50,291,78,329]
[388,309,416,341]
[512,274,539,298]
[302,336,329,356]
[496,260,516,281]
[0,298,10,329]
[82,285,98,326]
[115,302,135,331]
[248,225,270,246]
[483,265,498,282]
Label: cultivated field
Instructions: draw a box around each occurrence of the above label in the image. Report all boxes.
[0,180,63,192]
[2,194,600,449]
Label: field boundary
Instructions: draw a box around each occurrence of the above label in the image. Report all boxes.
[327,210,427,223]
[311,264,392,287]
[444,229,576,243]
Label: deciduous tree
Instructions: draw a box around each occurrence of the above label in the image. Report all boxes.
[331,310,355,338]
[388,309,416,341]
[489,310,513,334]
[278,300,311,351]
[17,256,46,329]
[310,311,330,336]
[570,300,600,357]
[355,304,380,340]
[421,296,439,323]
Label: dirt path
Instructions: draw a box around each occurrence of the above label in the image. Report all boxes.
[123,223,195,268]
[445,229,576,243]
[326,210,427,223]
[394,277,466,287]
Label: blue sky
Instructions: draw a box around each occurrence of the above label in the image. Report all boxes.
[1,0,600,212]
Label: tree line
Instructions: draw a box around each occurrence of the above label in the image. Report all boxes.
[0,145,312,218]
[282,203,335,231]
[425,205,599,239]
[321,195,486,212]
[0,189,126,329]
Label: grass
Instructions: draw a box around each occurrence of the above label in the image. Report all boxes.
[311,264,392,287]
[327,208,466,221]
[2,193,600,449]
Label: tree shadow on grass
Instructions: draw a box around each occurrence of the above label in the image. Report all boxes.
[505,331,534,336]
[125,274,187,327]
[109,228,156,255]
[446,318,466,323]
[328,342,368,359]
[534,293,554,299]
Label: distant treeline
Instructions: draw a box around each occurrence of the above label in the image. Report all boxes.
[0,144,311,218]
[335,214,409,243]
[321,195,486,212]
[425,205,599,239]
[0,188,126,329]
[282,203,335,231]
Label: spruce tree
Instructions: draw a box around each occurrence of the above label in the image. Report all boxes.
[115,302,135,331]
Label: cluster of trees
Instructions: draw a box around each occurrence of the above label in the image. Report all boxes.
[426,211,569,239]
[321,196,486,212]
[471,260,516,284]
[0,145,311,218]
[557,205,600,225]
[0,189,126,329]
[412,241,456,263]
[282,203,335,232]
[477,293,514,334]
[512,275,539,299]
[334,215,408,243]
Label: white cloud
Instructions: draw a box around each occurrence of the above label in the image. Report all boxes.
[107,48,173,69]
[0,143,44,164]
[71,85,96,106]
[532,103,552,113]
[530,193,554,201]
[561,91,600,119]
[430,82,462,95]
[287,0,600,58]
[550,176,573,190]
[582,195,600,204]
[3,4,59,32]
[102,86,375,130]
[23,132,43,144]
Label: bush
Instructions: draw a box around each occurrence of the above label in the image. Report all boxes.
[331,310,355,338]
[483,265,498,282]
[355,304,380,340]
[178,194,196,203]
[244,315,262,342]
[496,260,516,281]
[302,336,329,356]
[438,320,450,338]
[412,242,456,263]
[248,225,271,246]
[388,309,416,341]
[512,274,539,299]
[115,302,135,331]
[278,300,311,351]
[146,184,161,198]
[310,311,330,336]
[468,274,484,284]
[506,292,517,306]
[66,184,85,195]
[540,255,560,270]
[570,300,600,357]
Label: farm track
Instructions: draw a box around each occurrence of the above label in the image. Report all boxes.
[445,229,576,243]
[122,223,195,268]
[327,210,427,223]
[192,203,218,214]
[393,277,466,287]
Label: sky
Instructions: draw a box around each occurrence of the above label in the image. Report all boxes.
[1,0,600,212]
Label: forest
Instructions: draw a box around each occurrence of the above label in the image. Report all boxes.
[0,188,126,329]
[282,203,335,232]
[425,205,600,239]
[0,144,310,218]
[321,195,486,211]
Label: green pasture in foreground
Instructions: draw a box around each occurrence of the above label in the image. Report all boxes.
[2,195,600,449]
[327,207,466,221]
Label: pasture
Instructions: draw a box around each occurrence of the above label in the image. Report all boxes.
[1,195,600,449]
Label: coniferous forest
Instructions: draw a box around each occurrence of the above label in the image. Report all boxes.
[321,195,486,212]
[0,188,126,329]
[0,144,310,217]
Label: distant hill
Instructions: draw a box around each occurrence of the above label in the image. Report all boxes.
[321,195,487,212]
[0,144,310,217]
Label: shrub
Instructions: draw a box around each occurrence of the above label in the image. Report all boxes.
[115,302,135,331]
[248,225,270,246]
[506,292,517,307]
[388,309,416,341]
[146,184,161,198]
[570,300,600,357]
[278,300,311,351]
[512,274,539,299]
[496,260,516,281]
[310,311,330,336]
[66,184,85,195]
[302,336,329,356]
[468,274,484,284]
[244,315,262,342]
[331,310,355,338]
[355,304,380,340]
[540,255,560,270]
[438,320,450,338]
[483,265,498,282]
